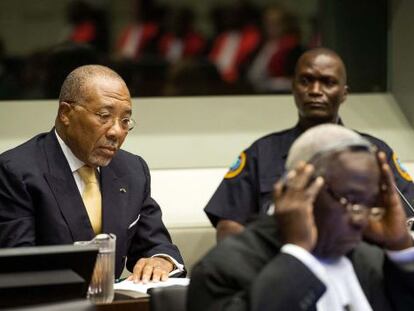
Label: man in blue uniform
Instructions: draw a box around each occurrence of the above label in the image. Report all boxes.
[205,47,414,241]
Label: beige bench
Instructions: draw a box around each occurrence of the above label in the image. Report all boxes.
[120,168,223,277]
[151,168,223,275]
[169,226,215,276]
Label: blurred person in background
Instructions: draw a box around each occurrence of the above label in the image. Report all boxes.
[208,0,261,83]
[247,5,304,93]
[63,0,109,53]
[158,7,206,64]
[116,0,164,61]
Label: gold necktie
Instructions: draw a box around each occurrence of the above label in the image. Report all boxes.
[78,165,102,234]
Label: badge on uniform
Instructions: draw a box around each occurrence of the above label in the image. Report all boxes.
[224,152,247,179]
[392,152,413,182]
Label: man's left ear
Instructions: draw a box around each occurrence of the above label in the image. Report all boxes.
[341,85,349,104]
[58,102,72,126]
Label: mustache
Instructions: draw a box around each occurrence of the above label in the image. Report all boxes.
[101,139,118,149]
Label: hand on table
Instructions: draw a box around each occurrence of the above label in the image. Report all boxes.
[128,256,174,283]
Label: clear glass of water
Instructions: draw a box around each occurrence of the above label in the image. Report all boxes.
[75,233,116,304]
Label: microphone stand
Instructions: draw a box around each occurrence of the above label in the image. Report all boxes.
[393,185,414,230]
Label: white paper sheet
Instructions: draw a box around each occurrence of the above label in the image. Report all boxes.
[114,277,190,294]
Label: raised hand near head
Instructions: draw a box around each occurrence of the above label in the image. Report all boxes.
[273,162,324,252]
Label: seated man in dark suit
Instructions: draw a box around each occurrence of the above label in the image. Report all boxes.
[205,47,414,241]
[0,65,184,282]
[189,124,414,311]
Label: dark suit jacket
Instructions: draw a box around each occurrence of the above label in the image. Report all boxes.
[0,130,184,278]
[188,216,414,311]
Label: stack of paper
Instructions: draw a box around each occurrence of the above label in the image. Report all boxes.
[114,278,190,294]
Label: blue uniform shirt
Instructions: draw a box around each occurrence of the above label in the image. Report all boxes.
[205,123,414,227]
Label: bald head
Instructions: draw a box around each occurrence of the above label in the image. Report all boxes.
[59,65,128,104]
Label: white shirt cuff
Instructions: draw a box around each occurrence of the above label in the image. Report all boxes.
[386,246,414,267]
[281,244,328,283]
[151,254,185,276]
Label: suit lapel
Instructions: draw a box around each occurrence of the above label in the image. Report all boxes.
[347,243,390,310]
[100,165,129,236]
[42,131,95,241]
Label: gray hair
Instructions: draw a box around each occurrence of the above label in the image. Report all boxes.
[286,124,373,170]
[59,64,126,103]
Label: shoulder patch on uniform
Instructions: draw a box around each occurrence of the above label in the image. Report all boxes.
[224,152,247,179]
[392,153,413,182]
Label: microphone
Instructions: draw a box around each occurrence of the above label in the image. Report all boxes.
[393,185,414,229]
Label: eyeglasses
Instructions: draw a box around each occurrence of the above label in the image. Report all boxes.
[325,185,385,221]
[70,103,136,131]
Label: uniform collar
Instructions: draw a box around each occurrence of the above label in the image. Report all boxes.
[282,118,345,159]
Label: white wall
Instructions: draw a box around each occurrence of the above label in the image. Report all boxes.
[151,168,225,227]
[3,93,414,167]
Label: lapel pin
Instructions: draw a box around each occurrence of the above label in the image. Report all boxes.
[120,188,127,193]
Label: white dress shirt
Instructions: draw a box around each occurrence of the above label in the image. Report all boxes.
[281,243,414,311]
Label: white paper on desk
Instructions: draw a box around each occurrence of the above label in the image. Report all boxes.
[114,277,190,293]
